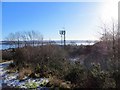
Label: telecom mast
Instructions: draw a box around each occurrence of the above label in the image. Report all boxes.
[59,28,66,46]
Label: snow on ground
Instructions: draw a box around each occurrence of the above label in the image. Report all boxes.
[0,61,49,89]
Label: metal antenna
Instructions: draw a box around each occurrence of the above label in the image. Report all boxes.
[59,27,66,47]
[59,30,63,45]
[63,27,66,46]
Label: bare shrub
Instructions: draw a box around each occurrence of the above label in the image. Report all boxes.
[2,49,13,60]
[13,44,69,78]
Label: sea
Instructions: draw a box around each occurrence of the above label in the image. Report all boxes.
[0,43,95,50]
[0,40,97,50]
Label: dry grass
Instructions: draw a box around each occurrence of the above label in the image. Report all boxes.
[18,67,33,80]
[48,76,71,88]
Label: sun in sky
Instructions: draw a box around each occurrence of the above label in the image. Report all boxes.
[100,0,119,23]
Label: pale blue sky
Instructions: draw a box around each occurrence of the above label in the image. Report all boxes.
[2,2,103,40]
[0,2,2,41]
[1,0,105,2]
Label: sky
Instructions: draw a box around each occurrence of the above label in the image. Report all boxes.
[1,0,119,41]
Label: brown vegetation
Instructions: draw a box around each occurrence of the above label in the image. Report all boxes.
[18,67,33,80]
[3,21,120,88]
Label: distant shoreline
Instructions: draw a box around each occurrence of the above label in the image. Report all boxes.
[0,40,98,44]
[0,40,98,50]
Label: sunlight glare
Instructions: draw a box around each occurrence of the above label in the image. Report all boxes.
[100,0,119,23]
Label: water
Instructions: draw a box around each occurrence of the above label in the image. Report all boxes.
[0,44,15,50]
[0,42,95,50]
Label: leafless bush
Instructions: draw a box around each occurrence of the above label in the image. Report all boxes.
[2,50,13,60]
[13,44,69,78]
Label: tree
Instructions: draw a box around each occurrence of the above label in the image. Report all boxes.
[24,31,43,47]
[15,32,21,48]
[99,21,120,88]
[6,31,43,48]
[5,33,16,48]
